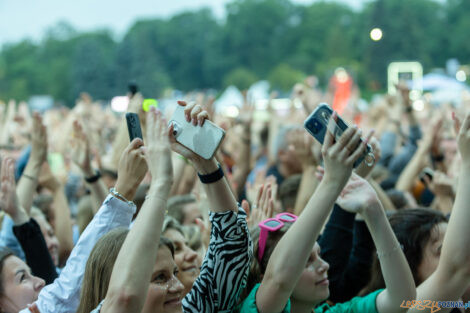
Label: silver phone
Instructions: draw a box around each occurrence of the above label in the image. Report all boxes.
[169,105,225,160]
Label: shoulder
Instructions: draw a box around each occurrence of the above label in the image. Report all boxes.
[239,284,291,313]
[324,289,383,313]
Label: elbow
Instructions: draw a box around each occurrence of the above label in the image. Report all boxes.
[107,289,141,312]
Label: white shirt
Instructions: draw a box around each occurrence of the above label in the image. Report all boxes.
[20,195,136,313]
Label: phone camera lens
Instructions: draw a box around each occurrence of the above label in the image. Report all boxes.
[309,120,322,134]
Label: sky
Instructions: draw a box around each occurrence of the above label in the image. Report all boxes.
[0,0,367,47]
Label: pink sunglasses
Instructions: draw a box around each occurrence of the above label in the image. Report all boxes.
[258,213,298,262]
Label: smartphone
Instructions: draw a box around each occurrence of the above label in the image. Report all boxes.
[169,105,225,160]
[304,103,373,167]
[126,113,143,142]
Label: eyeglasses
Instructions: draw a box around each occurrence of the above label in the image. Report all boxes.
[258,213,298,262]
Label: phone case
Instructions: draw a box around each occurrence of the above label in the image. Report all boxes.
[304,103,372,167]
[126,113,143,142]
[169,105,225,160]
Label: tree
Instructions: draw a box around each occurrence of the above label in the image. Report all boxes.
[268,63,304,91]
[223,67,258,90]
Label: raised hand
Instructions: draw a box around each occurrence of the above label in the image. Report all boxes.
[336,173,380,214]
[355,135,380,178]
[245,167,267,204]
[145,107,173,190]
[169,101,210,163]
[454,112,470,164]
[70,120,93,176]
[0,157,28,224]
[114,138,148,201]
[321,111,372,188]
[246,182,275,229]
[30,112,48,167]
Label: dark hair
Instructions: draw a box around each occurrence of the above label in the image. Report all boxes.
[361,208,447,295]
[0,247,15,296]
[385,189,408,210]
[77,228,174,313]
[240,223,293,303]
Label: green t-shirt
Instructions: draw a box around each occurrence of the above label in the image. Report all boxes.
[238,283,382,313]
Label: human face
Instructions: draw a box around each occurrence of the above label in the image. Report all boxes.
[280,132,303,175]
[35,216,60,267]
[182,203,202,225]
[141,246,184,313]
[291,243,330,305]
[417,222,447,284]
[163,229,199,296]
[0,256,45,313]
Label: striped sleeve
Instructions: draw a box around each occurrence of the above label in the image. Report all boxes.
[183,207,253,313]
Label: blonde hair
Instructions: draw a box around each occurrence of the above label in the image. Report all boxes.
[77,228,174,313]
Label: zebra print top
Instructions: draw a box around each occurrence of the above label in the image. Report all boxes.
[91,207,253,313]
[182,207,253,312]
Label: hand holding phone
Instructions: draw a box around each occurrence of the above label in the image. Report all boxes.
[126,113,143,142]
[169,102,225,160]
[304,103,374,168]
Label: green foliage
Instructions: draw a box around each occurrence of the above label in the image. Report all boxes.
[0,0,468,104]
[268,63,305,91]
[223,67,258,90]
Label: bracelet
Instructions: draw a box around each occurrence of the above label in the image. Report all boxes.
[144,195,169,214]
[84,169,101,183]
[197,164,224,184]
[178,155,191,165]
[109,187,135,206]
[376,244,404,259]
[22,174,37,182]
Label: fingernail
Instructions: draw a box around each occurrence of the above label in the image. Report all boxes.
[193,118,197,126]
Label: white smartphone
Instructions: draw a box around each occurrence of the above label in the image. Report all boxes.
[169,105,225,160]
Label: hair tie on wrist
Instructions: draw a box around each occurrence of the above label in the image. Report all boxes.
[198,164,224,184]
[85,169,101,183]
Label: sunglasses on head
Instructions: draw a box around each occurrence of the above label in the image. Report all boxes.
[257,212,298,262]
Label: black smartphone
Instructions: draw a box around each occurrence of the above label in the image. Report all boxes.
[126,113,143,142]
[304,103,373,167]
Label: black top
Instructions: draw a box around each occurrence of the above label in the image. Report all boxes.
[318,204,374,303]
[13,218,58,285]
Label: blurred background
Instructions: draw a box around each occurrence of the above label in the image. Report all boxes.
[0,0,468,108]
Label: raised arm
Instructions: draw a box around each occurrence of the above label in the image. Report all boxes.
[169,101,238,214]
[395,117,442,192]
[409,113,470,313]
[71,119,108,213]
[102,108,173,313]
[38,164,74,265]
[24,139,148,313]
[16,112,48,214]
[256,113,369,313]
[336,174,415,313]
[174,102,252,312]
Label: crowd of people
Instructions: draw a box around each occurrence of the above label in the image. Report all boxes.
[0,79,469,313]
